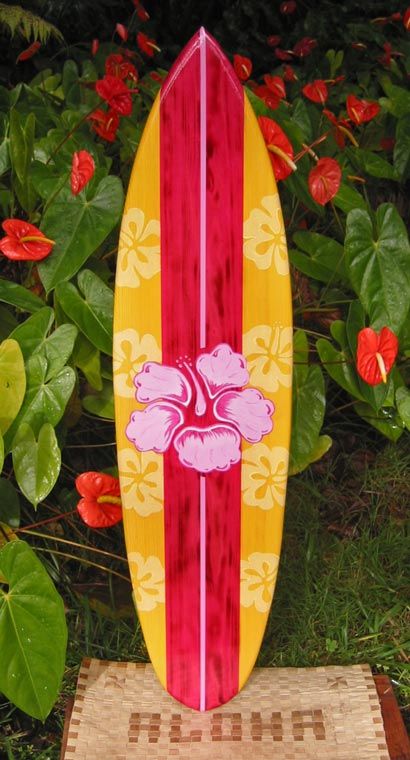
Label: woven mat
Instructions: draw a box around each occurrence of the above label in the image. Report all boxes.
[62,660,390,759]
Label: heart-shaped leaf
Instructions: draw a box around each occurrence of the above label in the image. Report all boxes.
[345,204,410,333]
[0,339,26,435]
[12,423,61,509]
[0,540,67,720]
[290,363,328,474]
[11,309,77,378]
[4,355,75,451]
[38,176,124,292]
[56,269,113,355]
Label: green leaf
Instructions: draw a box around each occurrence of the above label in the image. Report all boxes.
[0,278,44,313]
[62,60,81,107]
[291,231,347,284]
[346,147,398,180]
[0,339,26,435]
[394,116,410,183]
[292,98,313,142]
[396,387,410,431]
[12,423,61,509]
[38,176,124,292]
[0,540,67,720]
[379,81,410,118]
[0,479,20,527]
[290,364,326,474]
[4,355,75,451]
[332,183,368,214]
[83,379,114,419]
[317,337,365,402]
[290,434,332,476]
[9,110,28,184]
[73,333,102,390]
[345,204,410,334]
[10,307,54,361]
[354,403,404,442]
[0,137,10,177]
[55,269,113,355]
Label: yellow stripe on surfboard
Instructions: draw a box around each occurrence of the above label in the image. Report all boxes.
[239,96,293,688]
[113,95,166,687]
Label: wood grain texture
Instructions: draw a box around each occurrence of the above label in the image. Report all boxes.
[375,675,410,760]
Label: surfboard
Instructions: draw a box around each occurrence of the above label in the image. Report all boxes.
[113,28,292,712]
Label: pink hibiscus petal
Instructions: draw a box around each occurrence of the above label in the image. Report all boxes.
[214,388,274,443]
[173,425,241,473]
[134,362,192,405]
[196,343,249,398]
[126,402,184,453]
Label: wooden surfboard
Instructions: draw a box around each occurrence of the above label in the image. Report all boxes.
[113,28,292,711]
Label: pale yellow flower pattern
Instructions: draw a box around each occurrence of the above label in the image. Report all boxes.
[243,195,288,274]
[117,208,160,288]
[113,329,160,398]
[242,443,289,510]
[240,552,279,613]
[128,552,165,612]
[243,323,292,392]
[117,447,163,517]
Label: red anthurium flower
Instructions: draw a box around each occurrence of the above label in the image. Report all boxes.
[323,109,358,148]
[233,54,252,81]
[76,472,122,528]
[16,41,41,63]
[91,38,99,56]
[280,0,296,13]
[133,0,150,21]
[258,116,296,180]
[267,35,281,47]
[274,47,294,61]
[302,79,328,104]
[404,8,410,29]
[346,94,380,125]
[105,54,138,82]
[283,64,297,82]
[96,74,133,116]
[115,23,128,42]
[254,85,280,110]
[308,157,341,205]
[293,37,317,57]
[137,32,160,57]
[0,219,54,261]
[356,327,398,386]
[264,74,286,99]
[88,109,120,142]
[71,150,95,196]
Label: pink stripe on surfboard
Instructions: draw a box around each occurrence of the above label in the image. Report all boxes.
[160,35,201,710]
[160,30,243,710]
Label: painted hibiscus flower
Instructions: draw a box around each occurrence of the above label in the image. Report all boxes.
[0,219,54,261]
[126,344,275,474]
[75,472,122,528]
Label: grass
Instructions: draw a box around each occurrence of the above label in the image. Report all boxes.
[0,438,409,758]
